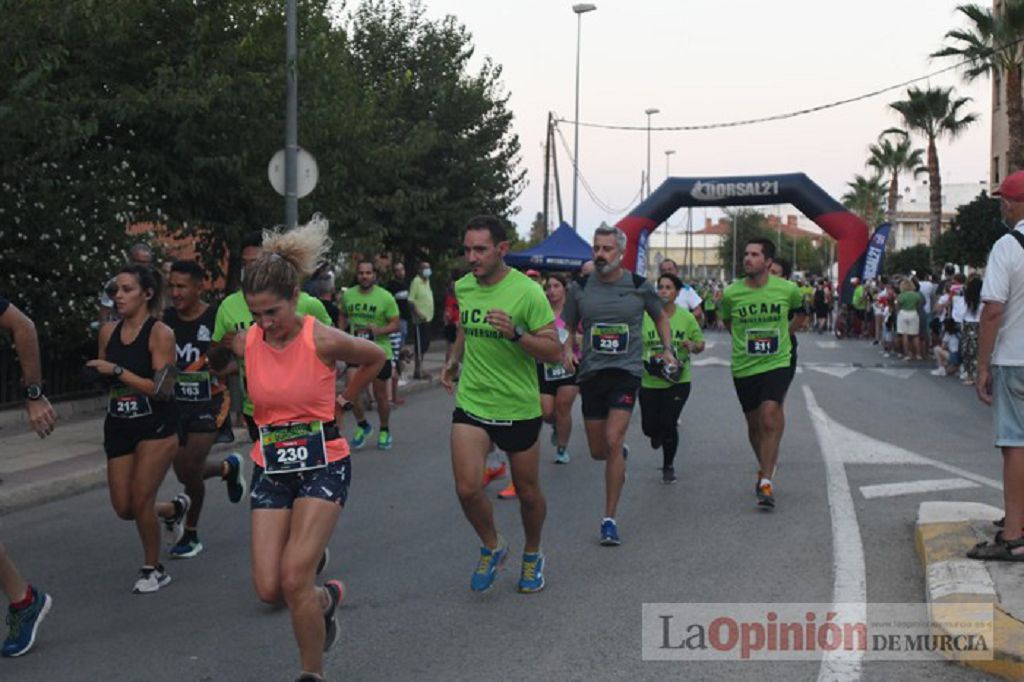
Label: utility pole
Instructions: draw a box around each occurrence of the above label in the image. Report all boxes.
[284,0,298,229]
[644,107,659,198]
[543,113,552,236]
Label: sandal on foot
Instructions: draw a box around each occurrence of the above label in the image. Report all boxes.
[967,535,1024,561]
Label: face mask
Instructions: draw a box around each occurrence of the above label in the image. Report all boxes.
[421,268,432,278]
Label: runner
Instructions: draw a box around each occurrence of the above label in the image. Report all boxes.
[339,260,400,450]
[212,231,333,442]
[720,238,806,509]
[0,298,56,656]
[440,215,561,593]
[385,261,411,405]
[639,274,705,484]
[225,218,384,682]
[562,224,677,545]
[538,273,579,465]
[769,258,798,380]
[87,265,191,593]
[163,260,247,559]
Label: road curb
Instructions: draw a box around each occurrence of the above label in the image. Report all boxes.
[915,501,1024,680]
[0,377,441,515]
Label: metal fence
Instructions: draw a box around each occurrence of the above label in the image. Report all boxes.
[0,340,101,408]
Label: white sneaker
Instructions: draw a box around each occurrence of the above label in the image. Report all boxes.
[133,566,171,594]
[162,493,191,549]
[929,368,946,376]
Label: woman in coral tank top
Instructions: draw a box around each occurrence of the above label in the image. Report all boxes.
[226,217,384,682]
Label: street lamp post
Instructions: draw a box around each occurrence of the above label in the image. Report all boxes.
[284,0,299,229]
[571,3,596,231]
[645,107,660,199]
[663,150,675,254]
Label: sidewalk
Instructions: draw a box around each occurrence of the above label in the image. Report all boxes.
[916,501,1024,679]
[0,349,446,514]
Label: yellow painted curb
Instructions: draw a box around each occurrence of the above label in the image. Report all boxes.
[917,519,1024,680]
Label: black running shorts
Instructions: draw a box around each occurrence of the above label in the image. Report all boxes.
[347,361,393,381]
[579,369,640,420]
[177,393,228,443]
[104,413,179,459]
[451,407,542,454]
[732,366,794,414]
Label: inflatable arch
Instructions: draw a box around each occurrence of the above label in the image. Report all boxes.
[613,174,870,303]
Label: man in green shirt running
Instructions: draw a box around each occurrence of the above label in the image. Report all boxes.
[720,238,806,509]
[440,215,561,594]
[339,260,400,450]
[211,231,333,441]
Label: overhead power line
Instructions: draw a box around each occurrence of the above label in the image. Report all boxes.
[553,42,1017,132]
[552,122,642,215]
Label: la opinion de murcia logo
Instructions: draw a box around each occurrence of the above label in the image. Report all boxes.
[690,180,780,201]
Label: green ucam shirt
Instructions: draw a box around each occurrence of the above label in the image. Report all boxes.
[719,275,803,379]
[341,285,400,360]
[212,290,332,415]
[852,284,867,311]
[641,306,704,388]
[455,268,554,422]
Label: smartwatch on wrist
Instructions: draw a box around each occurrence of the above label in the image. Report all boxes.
[510,326,525,342]
[25,383,43,401]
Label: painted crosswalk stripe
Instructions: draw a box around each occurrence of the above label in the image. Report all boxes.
[859,478,981,499]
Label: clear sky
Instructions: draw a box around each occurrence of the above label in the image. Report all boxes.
[416,0,991,241]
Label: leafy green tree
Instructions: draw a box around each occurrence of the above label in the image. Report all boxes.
[866,130,926,248]
[883,244,933,276]
[932,191,1006,267]
[933,2,1024,172]
[841,174,887,226]
[890,86,978,249]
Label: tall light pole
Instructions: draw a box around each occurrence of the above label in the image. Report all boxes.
[644,107,660,198]
[284,0,299,228]
[571,3,596,231]
[663,150,675,254]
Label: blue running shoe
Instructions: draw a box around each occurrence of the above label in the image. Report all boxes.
[169,538,203,559]
[518,552,545,593]
[470,536,508,592]
[554,447,570,465]
[223,453,246,504]
[377,429,393,450]
[352,422,373,450]
[600,518,621,546]
[2,587,52,657]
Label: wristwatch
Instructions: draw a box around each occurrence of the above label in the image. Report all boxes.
[113,365,124,378]
[25,383,43,401]
[510,326,525,342]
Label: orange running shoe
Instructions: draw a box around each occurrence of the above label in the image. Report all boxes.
[497,481,517,500]
[756,480,775,508]
[483,462,507,487]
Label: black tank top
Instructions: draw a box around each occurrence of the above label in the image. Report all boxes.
[106,317,158,378]
[163,305,218,371]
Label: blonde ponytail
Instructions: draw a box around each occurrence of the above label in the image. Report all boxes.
[243,215,333,299]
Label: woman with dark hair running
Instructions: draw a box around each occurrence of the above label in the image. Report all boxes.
[639,274,705,483]
[539,273,580,465]
[225,217,384,682]
[961,275,984,386]
[87,264,190,593]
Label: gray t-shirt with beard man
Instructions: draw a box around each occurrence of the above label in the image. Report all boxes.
[562,270,663,381]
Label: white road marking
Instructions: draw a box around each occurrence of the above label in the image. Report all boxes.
[860,478,981,499]
[868,367,915,380]
[816,340,840,349]
[917,501,1003,525]
[804,386,865,682]
[691,356,730,367]
[809,366,859,379]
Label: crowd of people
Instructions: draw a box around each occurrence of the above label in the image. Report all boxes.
[4,188,1021,679]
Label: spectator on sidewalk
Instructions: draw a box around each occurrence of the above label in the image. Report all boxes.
[930,318,961,377]
[961,275,984,386]
[895,279,923,360]
[409,261,435,378]
[0,297,56,656]
[970,170,1024,561]
[385,261,412,404]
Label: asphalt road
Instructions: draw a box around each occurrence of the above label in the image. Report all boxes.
[1,333,1002,681]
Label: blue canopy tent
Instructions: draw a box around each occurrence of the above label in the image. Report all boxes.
[504,222,591,271]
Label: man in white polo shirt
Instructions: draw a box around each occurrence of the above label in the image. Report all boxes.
[658,259,703,324]
[970,170,1024,561]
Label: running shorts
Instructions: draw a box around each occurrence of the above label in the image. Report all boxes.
[347,361,393,382]
[250,458,351,510]
[451,407,542,454]
[104,411,179,459]
[579,369,640,420]
[177,393,228,443]
[536,363,576,396]
[732,366,793,414]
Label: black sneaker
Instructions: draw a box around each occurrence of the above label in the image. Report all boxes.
[223,454,247,504]
[322,580,344,652]
[661,467,677,484]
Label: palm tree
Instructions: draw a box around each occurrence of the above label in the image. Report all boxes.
[932,1,1024,172]
[890,86,978,248]
[841,174,887,226]
[867,130,926,250]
